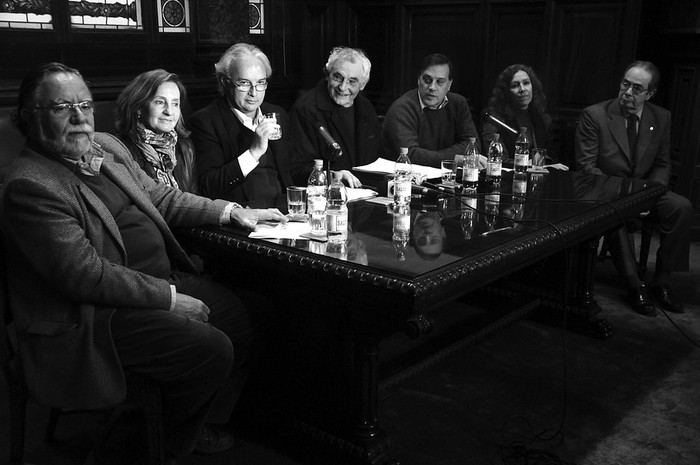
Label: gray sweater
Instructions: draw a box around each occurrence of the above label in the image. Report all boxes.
[382,89,479,167]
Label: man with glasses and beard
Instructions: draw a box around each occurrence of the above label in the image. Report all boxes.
[575,60,692,317]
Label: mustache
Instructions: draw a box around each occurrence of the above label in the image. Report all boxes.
[66,126,93,134]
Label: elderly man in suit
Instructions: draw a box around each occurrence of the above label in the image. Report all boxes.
[0,62,287,464]
[189,42,293,204]
[575,60,692,316]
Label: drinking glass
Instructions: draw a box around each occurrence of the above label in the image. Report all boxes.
[531,148,547,169]
[286,186,306,215]
[440,160,456,185]
[264,112,282,140]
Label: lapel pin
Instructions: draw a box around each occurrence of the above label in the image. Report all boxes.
[650,126,654,131]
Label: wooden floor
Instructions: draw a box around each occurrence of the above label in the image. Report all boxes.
[2,233,700,465]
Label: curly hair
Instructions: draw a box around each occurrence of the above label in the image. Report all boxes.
[487,64,546,121]
[114,69,190,145]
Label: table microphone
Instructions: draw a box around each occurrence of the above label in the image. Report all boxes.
[483,112,518,135]
[315,122,343,159]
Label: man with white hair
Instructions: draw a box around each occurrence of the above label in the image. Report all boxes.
[289,46,381,187]
[190,42,293,203]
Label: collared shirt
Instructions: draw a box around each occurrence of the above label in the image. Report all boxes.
[61,142,105,176]
[230,105,264,177]
[418,90,450,111]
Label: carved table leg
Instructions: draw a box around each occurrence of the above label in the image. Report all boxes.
[569,238,613,339]
[351,334,395,464]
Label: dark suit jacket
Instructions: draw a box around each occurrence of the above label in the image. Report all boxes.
[575,98,671,186]
[288,79,380,185]
[0,132,229,410]
[188,98,293,203]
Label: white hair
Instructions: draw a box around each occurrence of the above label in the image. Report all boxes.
[325,46,371,87]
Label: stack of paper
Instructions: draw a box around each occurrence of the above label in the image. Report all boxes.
[353,157,443,180]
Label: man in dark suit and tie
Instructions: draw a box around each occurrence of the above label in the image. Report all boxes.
[189,42,293,204]
[575,60,692,316]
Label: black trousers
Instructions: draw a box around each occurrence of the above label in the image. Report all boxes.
[607,190,692,287]
[109,271,268,456]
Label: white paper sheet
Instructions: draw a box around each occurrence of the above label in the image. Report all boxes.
[353,157,443,180]
[248,220,311,239]
[346,187,378,202]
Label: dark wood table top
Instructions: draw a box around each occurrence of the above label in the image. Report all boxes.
[179,170,665,316]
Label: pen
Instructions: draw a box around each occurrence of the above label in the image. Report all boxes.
[480,225,516,236]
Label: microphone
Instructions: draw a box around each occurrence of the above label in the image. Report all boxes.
[483,112,518,135]
[315,122,343,159]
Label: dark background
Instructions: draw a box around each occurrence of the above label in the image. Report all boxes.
[1,0,699,237]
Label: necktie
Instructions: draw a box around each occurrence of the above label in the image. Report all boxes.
[627,114,639,155]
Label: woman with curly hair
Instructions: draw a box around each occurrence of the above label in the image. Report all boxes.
[114,69,199,193]
[482,64,567,169]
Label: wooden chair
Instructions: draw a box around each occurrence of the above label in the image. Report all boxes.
[0,236,166,465]
[598,217,655,278]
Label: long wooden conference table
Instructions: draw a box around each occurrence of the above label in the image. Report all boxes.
[177,170,665,464]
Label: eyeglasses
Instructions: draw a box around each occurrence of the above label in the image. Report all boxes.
[34,100,94,117]
[619,80,649,95]
[231,79,268,92]
[330,72,360,88]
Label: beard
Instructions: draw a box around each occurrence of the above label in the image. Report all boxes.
[36,126,94,161]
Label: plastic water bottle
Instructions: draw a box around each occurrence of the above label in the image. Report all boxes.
[307,159,327,235]
[512,171,527,221]
[326,172,348,243]
[462,137,480,189]
[392,204,411,261]
[394,147,412,206]
[514,127,530,172]
[486,134,504,184]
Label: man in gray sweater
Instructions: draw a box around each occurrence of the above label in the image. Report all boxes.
[382,53,481,167]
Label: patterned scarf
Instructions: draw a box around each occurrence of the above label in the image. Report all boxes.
[135,123,179,189]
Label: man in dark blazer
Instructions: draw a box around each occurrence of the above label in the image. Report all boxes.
[1,62,286,463]
[576,60,692,316]
[289,46,381,187]
[189,43,293,204]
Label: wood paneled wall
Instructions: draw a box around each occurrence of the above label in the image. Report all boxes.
[1,0,699,234]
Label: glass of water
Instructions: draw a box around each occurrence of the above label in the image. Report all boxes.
[286,186,306,215]
[440,160,456,185]
[264,112,282,140]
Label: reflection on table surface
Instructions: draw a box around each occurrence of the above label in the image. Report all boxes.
[236,170,662,279]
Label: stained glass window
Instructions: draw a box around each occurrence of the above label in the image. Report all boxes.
[0,0,53,30]
[70,0,142,30]
[249,0,264,35]
[157,0,190,33]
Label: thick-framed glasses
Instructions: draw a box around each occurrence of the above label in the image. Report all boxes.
[34,100,94,117]
[232,79,268,92]
[619,80,649,95]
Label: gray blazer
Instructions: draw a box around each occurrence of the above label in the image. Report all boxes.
[0,132,229,409]
[575,98,671,186]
